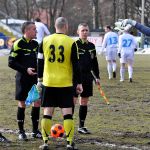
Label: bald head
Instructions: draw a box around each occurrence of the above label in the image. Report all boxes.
[55,17,68,30]
[55,17,68,34]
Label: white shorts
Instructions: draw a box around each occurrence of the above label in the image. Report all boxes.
[120,52,134,64]
[105,48,117,61]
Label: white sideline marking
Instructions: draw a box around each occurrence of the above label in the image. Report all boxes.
[95,141,144,150]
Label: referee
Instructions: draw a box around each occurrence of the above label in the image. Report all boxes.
[8,21,41,140]
[73,23,100,134]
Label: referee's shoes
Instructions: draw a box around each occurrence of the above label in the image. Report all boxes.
[31,130,42,139]
[0,133,11,143]
[18,130,28,141]
[78,127,91,134]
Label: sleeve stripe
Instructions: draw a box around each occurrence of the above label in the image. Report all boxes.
[38,53,44,59]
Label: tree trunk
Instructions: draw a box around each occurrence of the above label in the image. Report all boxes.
[4,0,9,16]
[113,0,116,23]
[124,0,128,18]
[58,0,66,17]
[50,15,55,33]
[92,0,99,29]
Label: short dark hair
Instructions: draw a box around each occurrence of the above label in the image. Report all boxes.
[105,25,112,30]
[78,23,88,29]
[35,18,41,22]
[21,21,35,33]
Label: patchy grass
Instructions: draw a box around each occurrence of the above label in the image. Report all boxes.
[0,55,150,150]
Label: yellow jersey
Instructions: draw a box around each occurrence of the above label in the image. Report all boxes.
[41,33,75,87]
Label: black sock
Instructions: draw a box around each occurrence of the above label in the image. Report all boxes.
[72,104,75,115]
[31,107,40,132]
[79,105,87,128]
[17,107,25,132]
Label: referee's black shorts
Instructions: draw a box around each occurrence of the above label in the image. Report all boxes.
[74,72,93,97]
[41,86,74,108]
[15,73,37,101]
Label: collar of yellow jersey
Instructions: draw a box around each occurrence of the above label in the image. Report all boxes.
[79,38,88,44]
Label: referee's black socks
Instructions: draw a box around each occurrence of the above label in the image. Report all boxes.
[17,107,25,132]
[79,105,87,128]
[31,107,40,132]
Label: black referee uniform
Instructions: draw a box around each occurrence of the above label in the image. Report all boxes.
[8,37,38,101]
[8,21,42,140]
[74,38,100,97]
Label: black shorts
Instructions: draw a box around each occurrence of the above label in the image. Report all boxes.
[74,72,93,97]
[41,86,74,108]
[15,73,37,101]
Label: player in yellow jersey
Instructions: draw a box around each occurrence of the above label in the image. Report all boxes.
[37,17,83,150]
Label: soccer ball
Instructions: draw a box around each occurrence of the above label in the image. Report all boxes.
[50,124,65,138]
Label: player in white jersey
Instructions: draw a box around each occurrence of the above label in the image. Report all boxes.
[118,26,137,82]
[102,25,118,79]
[34,18,50,44]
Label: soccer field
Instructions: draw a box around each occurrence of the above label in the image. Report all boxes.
[0,55,150,150]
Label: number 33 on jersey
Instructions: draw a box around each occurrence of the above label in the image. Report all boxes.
[38,33,76,87]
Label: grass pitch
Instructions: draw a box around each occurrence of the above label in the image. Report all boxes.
[0,54,150,150]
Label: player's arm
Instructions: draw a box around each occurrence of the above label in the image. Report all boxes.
[43,24,50,36]
[122,19,150,36]
[133,36,138,51]
[8,42,27,73]
[101,34,107,51]
[135,23,150,36]
[118,36,122,53]
[37,42,44,79]
[71,42,82,84]
[118,36,122,58]
[37,42,44,91]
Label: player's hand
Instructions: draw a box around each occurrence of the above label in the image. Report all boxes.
[121,19,137,27]
[118,53,121,58]
[76,84,83,94]
[36,78,43,92]
[27,68,37,76]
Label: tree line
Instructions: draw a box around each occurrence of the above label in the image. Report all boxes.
[0,0,149,35]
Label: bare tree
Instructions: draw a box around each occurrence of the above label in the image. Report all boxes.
[48,0,58,33]
[113,0,116,23]
[0,0,149,35]
[3,0,10,16]
[58,0,65,17]
[32,0,42,18]
[124,0,128,18]
[92,0,99,29]
[99,0,104,29]
[35,0,66,33]
[14,0,21,19]
[24,0,30,20]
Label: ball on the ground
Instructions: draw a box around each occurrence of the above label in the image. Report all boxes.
[50,124,65,138]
